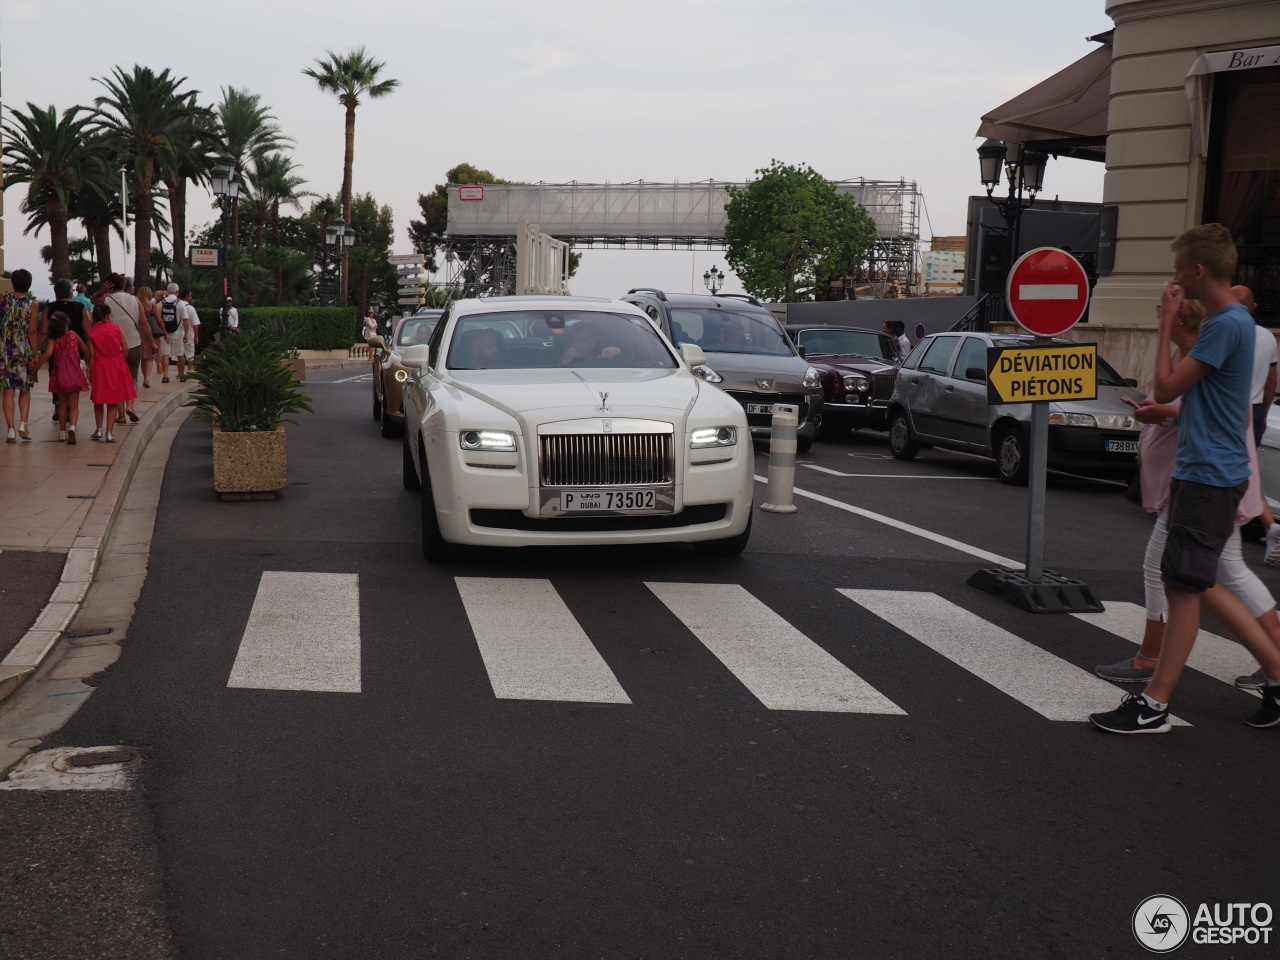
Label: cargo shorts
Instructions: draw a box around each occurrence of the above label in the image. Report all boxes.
[1161,477,1248,593]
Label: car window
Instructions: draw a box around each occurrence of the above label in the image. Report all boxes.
[796,328,898,362]
[952,337,988,382]
[396,315,440,347]
[667,308,794,357]
[427,306,451,369]
[446,310,678,371]
[901,340,926,369]
[919,336,960,375]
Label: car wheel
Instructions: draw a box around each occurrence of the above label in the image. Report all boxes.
[380,405,401,438]
[420,448,451,562]
[373,384,382,421]
[402,432,421,490]
[889,412,918,461]
[693,504,752,557]
[796,437,813,454]
[996,424,1030,485]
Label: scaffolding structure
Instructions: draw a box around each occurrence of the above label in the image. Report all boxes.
[436,179,921,299]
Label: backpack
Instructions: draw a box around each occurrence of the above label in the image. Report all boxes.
[160,297,180,334]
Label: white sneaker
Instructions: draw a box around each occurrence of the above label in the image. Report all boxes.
[59,430,68,441]
[1266,524,1280,567]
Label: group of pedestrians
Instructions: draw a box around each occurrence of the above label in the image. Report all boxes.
[1,268,202,445]
[1090,223,1280,733]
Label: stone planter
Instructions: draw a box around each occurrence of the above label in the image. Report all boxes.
[281,358,306,382]
[212,426,287,501]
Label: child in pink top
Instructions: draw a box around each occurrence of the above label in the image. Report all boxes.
[29,310,92,443]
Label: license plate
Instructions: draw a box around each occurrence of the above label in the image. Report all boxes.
[1105,439,1138,453]
[561,490,658,512]
[747,403,774,415]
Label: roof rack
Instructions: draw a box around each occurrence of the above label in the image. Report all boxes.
[715,293,764,307]
[626,287,668,301]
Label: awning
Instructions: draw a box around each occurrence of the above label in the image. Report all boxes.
[1186,43,1280,158]
[976,41,1112,162]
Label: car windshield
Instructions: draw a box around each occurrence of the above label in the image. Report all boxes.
[667,308,794,357]
[795,328,897,361]
[446,310,678,371]
[396,315,440,347]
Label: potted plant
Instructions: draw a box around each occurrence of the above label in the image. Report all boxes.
[187,328,313,500]
[265,317,307,381]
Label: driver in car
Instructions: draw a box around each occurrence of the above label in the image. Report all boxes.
[455,327,502,368]
[559,321,621,365]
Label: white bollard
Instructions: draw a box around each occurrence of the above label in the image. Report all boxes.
[760,403,799,514]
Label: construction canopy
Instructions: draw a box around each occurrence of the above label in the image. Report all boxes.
[445,181,915,242]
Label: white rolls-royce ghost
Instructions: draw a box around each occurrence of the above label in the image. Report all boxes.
[399,296,755,560]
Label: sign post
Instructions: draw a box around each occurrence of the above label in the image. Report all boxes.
[969,247,1103,613]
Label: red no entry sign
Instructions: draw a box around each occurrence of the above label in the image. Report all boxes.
[1005,247,1090,336]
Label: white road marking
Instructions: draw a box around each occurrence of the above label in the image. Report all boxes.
[455,577,631,704]
[800,463,989,480]
[838,589,1188,723]
[1018,284,1079,300]
[228,572,361,693]
[325,374,372,384]
[754,475,1021,569]
[646,582,904,714]
[1072,601,1261,692]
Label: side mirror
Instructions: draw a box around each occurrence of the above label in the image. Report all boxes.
[796,344,806,358]
[1125,378,1139,387]
[680,343,707,367]
[966,367,987,381]
[401,344,432,369]
[367,336,386,350]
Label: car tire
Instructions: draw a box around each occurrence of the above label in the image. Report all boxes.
[380,406,401,438]
[796,437,813,454]
[889,412,918,461]
[996,424,1030,485]
[402,432,421,491]
[373,385,382,421]
[693,504,752,557]
[420,448,451,562]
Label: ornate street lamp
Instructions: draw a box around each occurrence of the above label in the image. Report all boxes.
[703,264,724,295]
[324,218,346,306]
[977,139,1050,298]
[210,155,239,336]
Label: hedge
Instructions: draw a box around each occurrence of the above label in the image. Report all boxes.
[195,306,358,351]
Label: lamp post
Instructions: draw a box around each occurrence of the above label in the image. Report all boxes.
[977,139,1048,292]
[210,154,240,338]
[703,264,724,296]
[324,218,355,307]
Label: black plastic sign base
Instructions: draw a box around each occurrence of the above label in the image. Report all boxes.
[968,567,1104,614]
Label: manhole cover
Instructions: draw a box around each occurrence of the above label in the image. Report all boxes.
[67,749,136,768]
[63,627,112,639]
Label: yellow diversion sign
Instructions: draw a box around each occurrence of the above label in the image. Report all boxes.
[986,343,1098,404]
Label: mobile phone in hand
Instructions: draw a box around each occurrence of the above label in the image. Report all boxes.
[1122,396,1140,408]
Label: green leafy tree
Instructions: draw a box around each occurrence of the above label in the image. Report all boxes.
[2,103,103,282]
[160,104,222,267]
[724,160,877,302]
[215,86,290,267]
[93,66,209,286]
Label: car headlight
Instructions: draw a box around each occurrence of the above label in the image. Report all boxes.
[690,426,738,448]
[690,364,723,383]
[1095,413,1138,430]
[843,375,870,393]
[803,366,821,388]
[1048,412,1097,427]
[459,429,517,452]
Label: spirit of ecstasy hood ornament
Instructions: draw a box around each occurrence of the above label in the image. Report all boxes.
[571,371,612,412]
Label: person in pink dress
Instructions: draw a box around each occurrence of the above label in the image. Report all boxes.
[87,302,136,443]
[29,310,92,444]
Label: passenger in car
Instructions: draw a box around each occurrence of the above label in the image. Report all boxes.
[453,327,503,369]
[559,321,621,365]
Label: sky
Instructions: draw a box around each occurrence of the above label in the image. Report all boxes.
[1,0,1111,301]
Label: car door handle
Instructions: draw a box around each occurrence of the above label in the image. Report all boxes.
[945,385,954,392]
[910,377,920,383]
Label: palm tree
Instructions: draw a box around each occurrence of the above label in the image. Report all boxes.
[302,48,398,306]
[93,65,206,285]
[215,87,290,253]
[2,103,102,281]
[244,152,312,304]
[160,102,222,267]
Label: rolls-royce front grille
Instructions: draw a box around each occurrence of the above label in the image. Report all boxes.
[539,434,674,486]
[872,372,897,401]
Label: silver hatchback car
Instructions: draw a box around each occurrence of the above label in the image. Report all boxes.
[886,331,1145,484]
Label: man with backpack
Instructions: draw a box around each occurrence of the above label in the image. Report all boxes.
[158,283,190,382]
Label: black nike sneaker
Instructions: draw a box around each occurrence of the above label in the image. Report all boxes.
[1090,693,1171,734]
[1245,685,1280,729]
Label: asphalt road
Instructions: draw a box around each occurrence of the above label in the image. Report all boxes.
[28,370,1280,958]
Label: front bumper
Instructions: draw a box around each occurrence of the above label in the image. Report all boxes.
[1046,425,1140,473]
[823,398,890,429]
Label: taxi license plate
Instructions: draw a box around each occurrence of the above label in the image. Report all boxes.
[1105,439,1138,453]
[561,490,658,512]
[747,403,774,415]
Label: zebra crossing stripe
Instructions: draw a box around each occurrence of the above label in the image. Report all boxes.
[1071,601,1260,690]
[646,582,905,714]
[838,589,1189,724]
[228,572,362,693]
[455,578,631,704]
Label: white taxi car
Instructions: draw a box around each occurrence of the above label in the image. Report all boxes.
[399,296,755,560]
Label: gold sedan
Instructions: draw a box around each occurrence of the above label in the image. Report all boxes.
[370,310,443,437]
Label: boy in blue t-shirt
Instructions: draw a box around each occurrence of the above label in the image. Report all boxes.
[1091,223,1280,733]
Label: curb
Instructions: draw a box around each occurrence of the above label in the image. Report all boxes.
[0,383,196,703]
[305,360,369,373]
